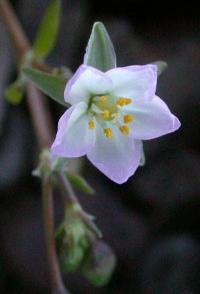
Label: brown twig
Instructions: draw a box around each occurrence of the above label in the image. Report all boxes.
[26,83,54,148]
[0,1,69,293]
[42,177,70,294]
[0,0,53,73]
[0,0,54,148]
[0,0,30,58]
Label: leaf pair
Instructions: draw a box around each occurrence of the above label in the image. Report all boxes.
[5,0,61,105]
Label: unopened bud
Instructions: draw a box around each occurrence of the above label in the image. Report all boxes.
[82,241,116,287]
[56,206,90,272]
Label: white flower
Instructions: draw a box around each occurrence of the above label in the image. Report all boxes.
[51,64,180,184]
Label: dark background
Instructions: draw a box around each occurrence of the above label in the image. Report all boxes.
[0,0,200,293]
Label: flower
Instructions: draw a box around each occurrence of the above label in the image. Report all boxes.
[51,64,180,184]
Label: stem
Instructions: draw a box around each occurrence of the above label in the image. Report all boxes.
[0,1,68,292]
[26,83,54,148]
[42,177,70,294]
[0,0,53,73]
[57,172,78,204]
[57,172,102,239]
[0,0,54,148]
[0,0,30,58]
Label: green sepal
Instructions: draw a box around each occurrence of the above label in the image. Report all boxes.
[52,157,69,173]
[60,244,85,272]
[84,22,116,72]
[23,68,68,106]
[67,173,94,195]
[32,149,52,178]
[139,142,146,166]
[56,205,90,272]
[33,0,61,60]
[5,80,24,105]
[153,60,168,76]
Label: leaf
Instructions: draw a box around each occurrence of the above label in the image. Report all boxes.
[84,22,116,72]
[67,173,94,195]
[33,0,61,60]
[153,60,168,76]
[5,81,24,105]
[23,68,68,106]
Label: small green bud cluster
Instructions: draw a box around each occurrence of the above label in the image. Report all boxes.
[56,203,91,272]
[56,203,116,286]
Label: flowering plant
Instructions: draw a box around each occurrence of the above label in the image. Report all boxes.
[1,0,181,292]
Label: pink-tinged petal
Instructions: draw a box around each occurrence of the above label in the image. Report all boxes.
[64,64,113,105]
[87,124,142,184]
[51,102,96,157]
[128,95,181,140]
[106,64,157,101]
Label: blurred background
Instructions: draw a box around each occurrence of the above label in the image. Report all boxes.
[0,0,200,293]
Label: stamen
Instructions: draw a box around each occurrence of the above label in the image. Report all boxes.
[116,97,132,107]
[119,125,130,135]
[104,128,113,138]
[88,120,95,129]
[102,109,110,120]
[124,114,134,124]
[99,95,108,102]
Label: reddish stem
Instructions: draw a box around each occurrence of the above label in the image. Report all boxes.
[0,1,68,293]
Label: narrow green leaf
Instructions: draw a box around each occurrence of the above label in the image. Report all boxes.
[84,22,116,72]
[23,68,67,106]
[33,0,61,60]
[67,173,94,195]
[153,60,168,76]
[5,81,24,105]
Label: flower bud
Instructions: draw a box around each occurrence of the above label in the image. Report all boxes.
[82,240,116,287]
[58,219,89,272]
[56,204,90,272]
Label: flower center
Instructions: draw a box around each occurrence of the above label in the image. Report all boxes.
[93,95,118,121]
[88,95,134,138]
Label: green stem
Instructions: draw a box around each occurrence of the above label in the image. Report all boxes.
[56,172,102,239]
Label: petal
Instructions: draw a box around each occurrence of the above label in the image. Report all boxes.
[64,64,113,105]
[51,102,96,157]
[128,95,181,140]
[106,64,157,101]
[87,124,142,184]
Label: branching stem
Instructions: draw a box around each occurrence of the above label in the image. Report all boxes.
[0,1,68,293]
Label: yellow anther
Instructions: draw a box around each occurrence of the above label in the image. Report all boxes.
[124,114,134,124]
[99,95,108,102]
[88,120,95,129]
[116,97,132,107]
[119,125,130,135]
[104,128,113,138]
[102,109,110,120]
